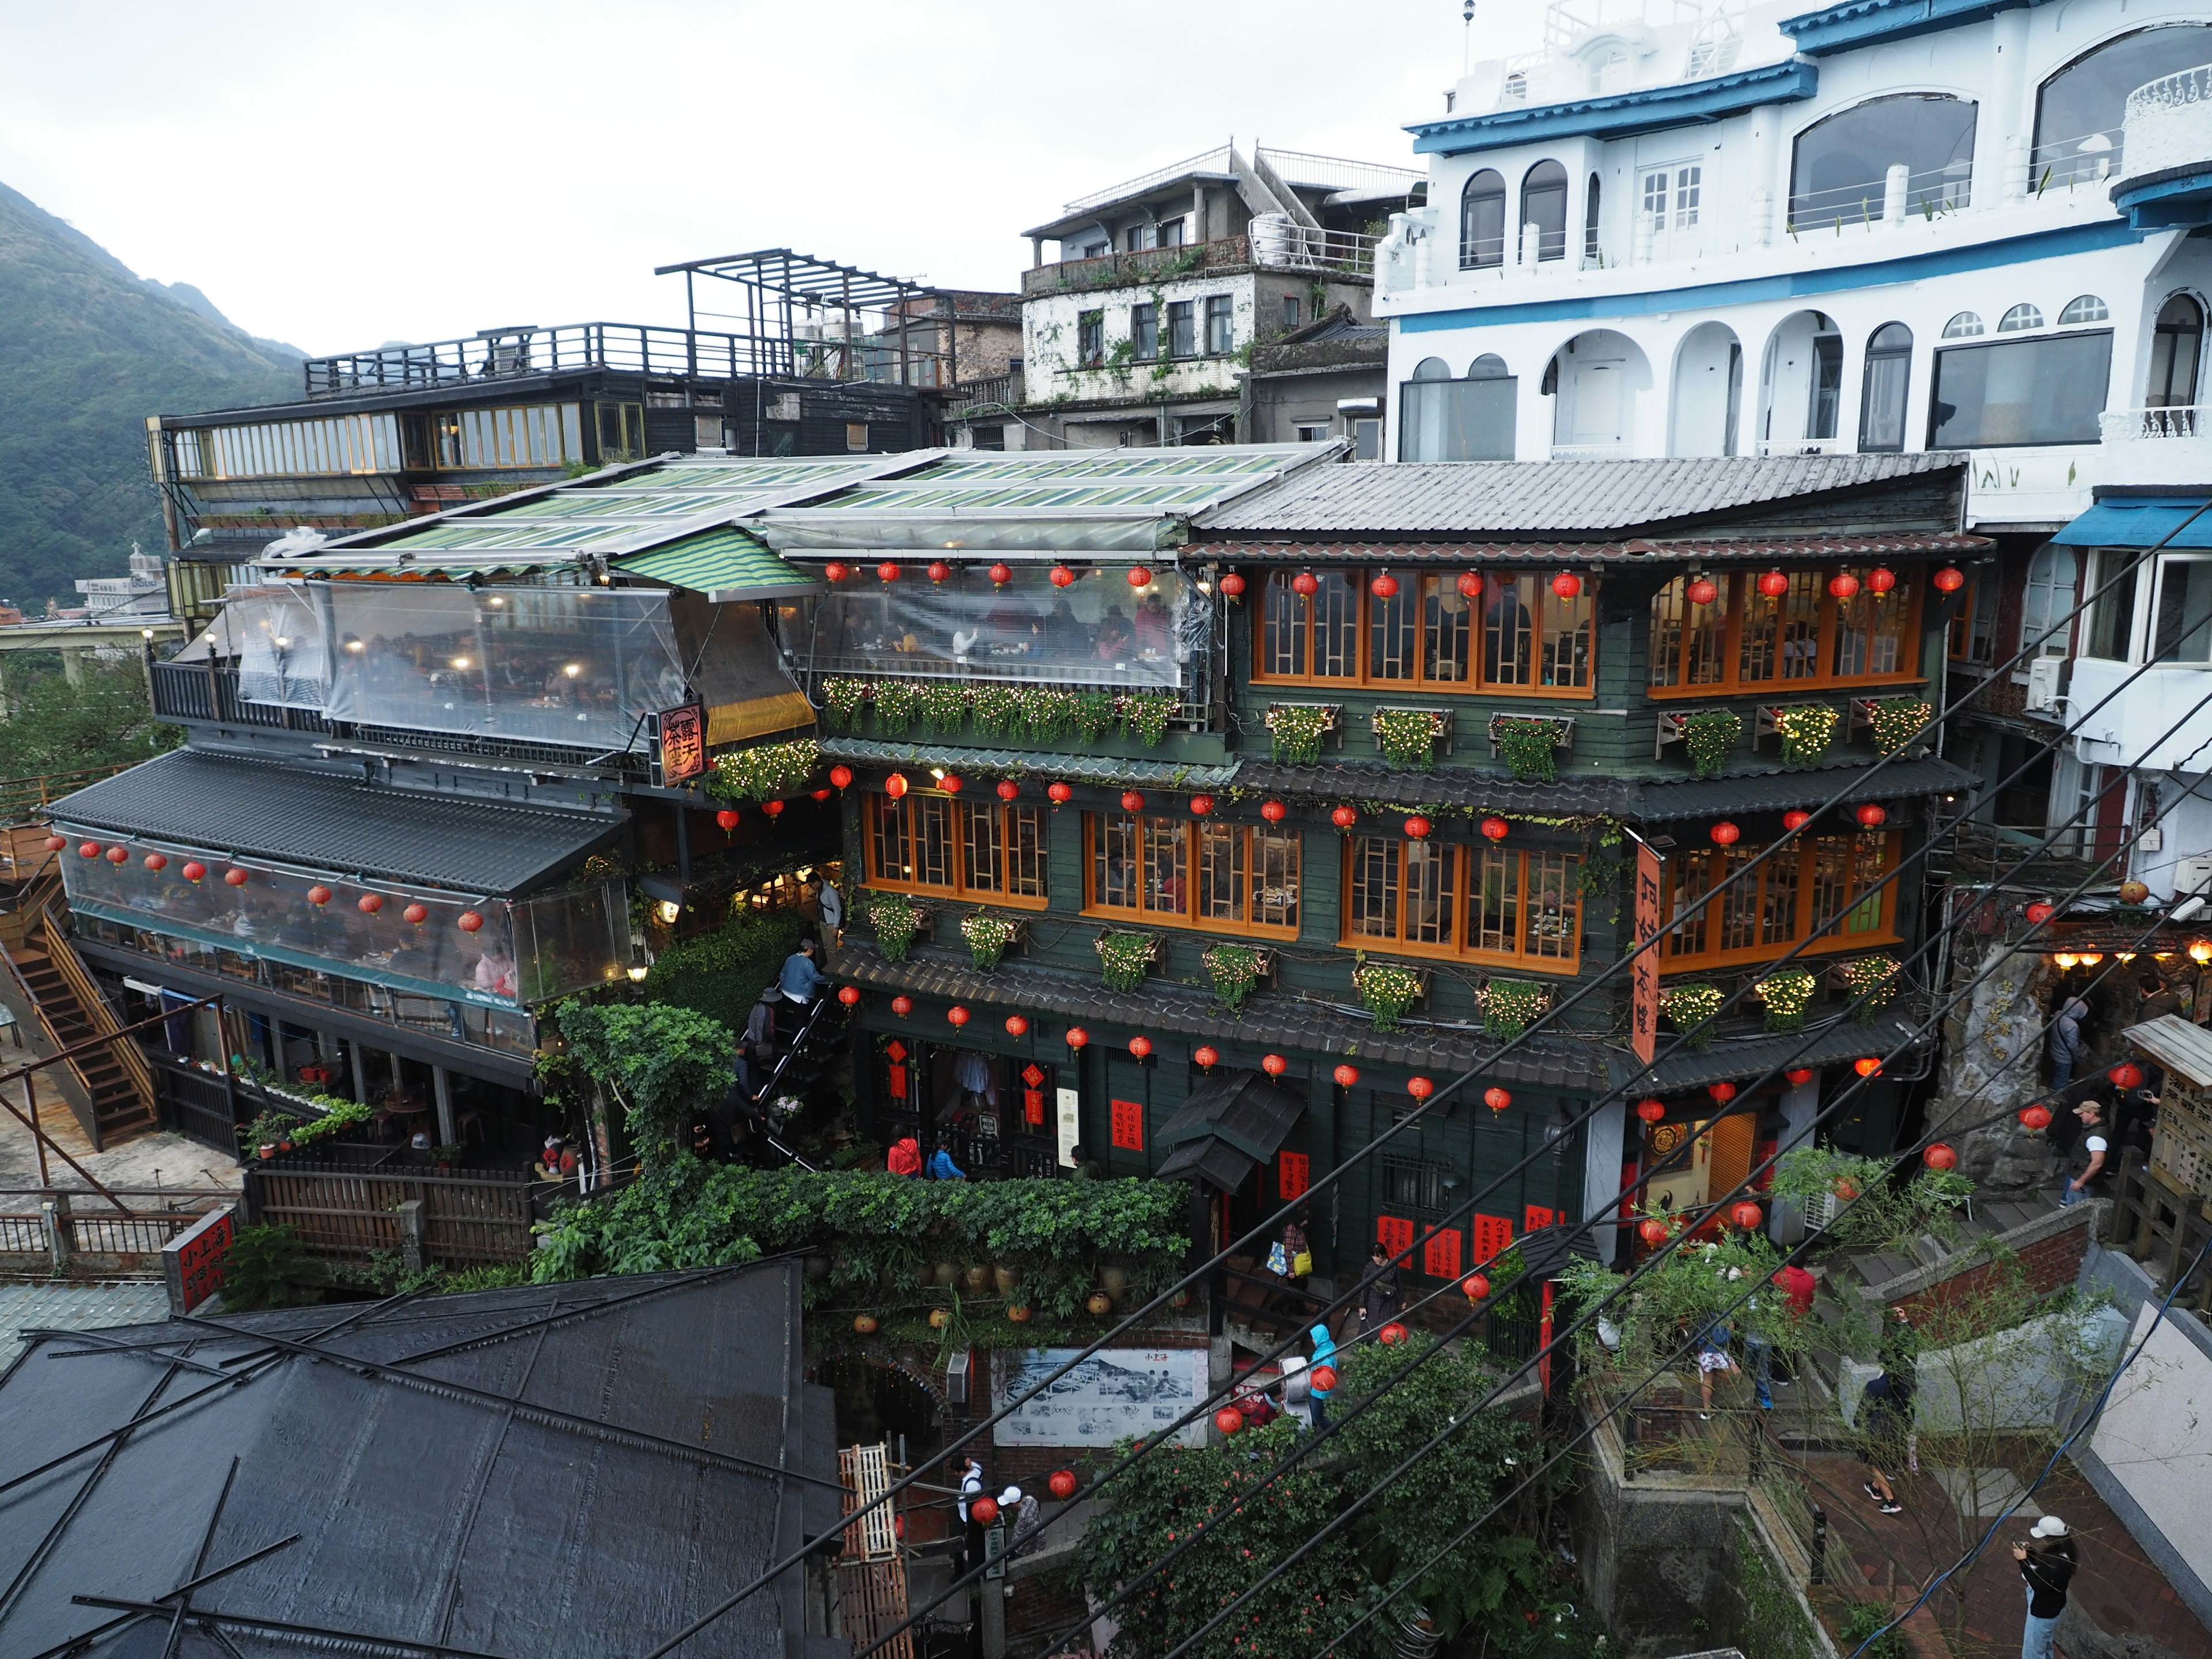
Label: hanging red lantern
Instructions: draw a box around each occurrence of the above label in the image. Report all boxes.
[1189,793,1215,816]
[838,986,862,1007]
[1047,781,1074,805]
[1855,803,1887,828]
[225,868,249,888]
[1923,1142,1957,1171]
[181,861,206,883]
[1214,1406,1244,1436]
[1050,565,1076,589]
[988,562,1013,586]
[1456,570,1482,599]
[970,1496,999,1527]
[1378,1321,1408,1344]
[75,840,97,858]
[1218,570,1246,599]
[1484,1086,1512,1114]
[1638,1217,1670,1247]
[947,1006,971,1028]
[1868,567,1897,596]
[1309,1364,1338,1392]
[1550,571,1582,599]
[307,884,332,906]
[2019,1103,2053,1130]
[926,560,952,583]
[41,834,65,852]
[357,893,383,915]
[457,908,482,931]
[1730,1200,1764,1232]
[1461,1273,1490,1301]
[1635,1097,1665,1124]
[403,902,428,925]
[1855,1056,1883,1077]
[1121,790,1145,813]
[877,560,901,582]
[1404,815,1432,839]
[1933,566,1966,594]
[1261,799,1288,824]
[1786,1067,1816,1086]
[142,853,167,872]
[1331,804,1358,830]
[715,809,741,831]
[1686,575,1719,607]
[989,779,1017,805]
[1480,817,1509,841]
[1756,570,1790,599]
[1127,566,1154,589]
[762,799,786,819]
[1782,810,1811,833]
[2025,901,2055,925]
[1194,1045,1219,1070]
[1407,1075,1434,1100]
[892,995,914,1017]
[885,773,909,800]
[1710,821,1741,846]
[1128,1035,1153,1059]
[1005,1015,1029,1036]
[1828,571,1861,599]
[104,845,128,864]
[1709,1081,1737,1105]
[811,788,832,802]
[1370,571,1399,600]
[1262,1053,1288,1077]
[1334,1063,1359,1088]
[2109,1062,2143,1090]
[1290,569,1321,598]
[824,561,851,584]
[1049,1469,1078,1500]
[1065,1027,1088,1049]
[830,765,854,790]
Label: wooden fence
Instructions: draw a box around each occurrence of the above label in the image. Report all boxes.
[244,1151,542,1266]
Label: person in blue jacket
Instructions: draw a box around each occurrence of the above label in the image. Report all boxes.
[1308,1323,1338,1429]
[779,938,827,1004]
[927,1146,965,1180]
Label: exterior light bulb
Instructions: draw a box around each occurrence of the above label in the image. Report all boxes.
[627,962,648,982]
[563,663,582,677]
[346,639,365,652]
[451,656,472,670]
[2052,953,2078,969]
[2192,940,2212,965]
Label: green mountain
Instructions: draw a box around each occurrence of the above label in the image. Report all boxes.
[0,180,302,609]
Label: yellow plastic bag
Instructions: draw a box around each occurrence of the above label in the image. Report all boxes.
[1292,1249,1313,1278]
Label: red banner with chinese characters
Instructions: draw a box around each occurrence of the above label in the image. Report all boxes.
[1376,1214,1415,1259]
[1472,1213,1514,1266]
[657,702,706,783]
[1422,1226,1463,1279]
[1633,840,1663,1066]
[1110,1099,1145,1152]
[1277,1151,1310,1201]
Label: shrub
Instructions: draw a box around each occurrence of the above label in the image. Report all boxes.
[1681,709,1741,778]
[641,909,804,1030]
[219,1224,327,1310]
[1494,717,1560,782]
[554,1001,736,1171]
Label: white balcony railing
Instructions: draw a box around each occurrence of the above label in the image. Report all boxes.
[2102,405,2206,441]
[1753,435,1850,458]
[2123,64,2212,183]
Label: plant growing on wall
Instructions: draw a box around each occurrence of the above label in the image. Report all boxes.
[1494,717,1560,783]
[1680,709,1741,778]
[1350,959,1426,1032]
[1476,976,1548,1039]
[866,890,923,962]
[1865,696,1933,754]
[1838,953,1901,1020]
[1017,685,1069,743]
[971,684,1021,739]
[1264,703,1331,766]
[919,681,970,734]
[1097,930,1157,993]
[1658,983,1725,1050]
[709,738,820,802]
[1070,690,1118,743]
[1373,707,1441,770]
[960,912,1019,971]
[872,679,924,736]
[1201,942,1264,1013]
[1753,965,1818,1033]
[555,999,736,1171]
[1773,702,1839,766]
[1121,692,1176,747]
[821,677,868,732]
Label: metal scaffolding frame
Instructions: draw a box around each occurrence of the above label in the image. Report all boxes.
[654,248,955,388]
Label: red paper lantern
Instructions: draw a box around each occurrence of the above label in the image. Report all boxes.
[1289,570,1320,599]
[1309,1364,1338,1392]
[811,788,832,802]
[988,562,1013,586]
[1686,575,1719,607]
[927,560,952,584]
[1933,566,1966,594]
[2025,901,2055,925]
[1126,565,1154,589]
[1260,799,1288,824]
[1480,817,1509,841]
[181,861,205,882]
[892,995,914,1017]
[2109,1062,2143,1090]
[1550,571,1582,599]
[143,853,167,872]
[1379,1321,1408,1344]
[1215,1406,1244,1436]
[1731,1201,1764,1232]
[1639,1217,1669,1246]
[1048,1469,1078,1500]
[885,772,910,800]
[1194,1045,1219,1070]
[1404,815,1432,839]
[76,840,97,858]
[1709,1081,1737,1105]
[1321,1064,1355,1091]
[41,834,65,852]
[876,560,900,582]
[1635,1097,1665,1124]
[1484,1086,1512,1113]
[1923,1142,1957,1171]
[933,774,961,796]
[1189,793,1215,816]
[1855,1056,1883,1077]
[1005,1015,1029,1036]
[358,893,383,915]
[1868,567,1897,596]
[1710,820,1741,846]
[307,885,332,906]
[947,1006,971,1028]
[2019,1104,2053,1130]
[762,799,785,818]
[1218,570,1245,599]
[104,845,127,864]
[838,986,862,1007]
[1461,1273,1490,1301]
[1828,572,1861,599]
[1370,571,1399,600]
[1047,781,1074,805]
[1782,810,1812,833]
[1786,1067,1816,1086]
[225,868,249,888]
[404,902,429,925]
[457,908,482,931]
[970,1497,999,1527]
[1757,570,1790,599]
[1331,804,1358,830]
[995,779,1020,803]
[1128,1035,1153,1059]
[1050,565,1076,589]
[1065,1026,1088,1049]
[1262,1053,1288,1077]
[1407,1075,1434,1100]
[1855,803,1887,828]
[830,764,854,790]
[715,809,741,831]
[1456,570,1483,598]
[824,561,851,584]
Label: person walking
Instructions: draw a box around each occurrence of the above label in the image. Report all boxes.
[778,937,826,1006]
[955,1455,986,1576]
[1306,1323,1338,1430]
[1357,1241,1402,1333]
[1858,1366,1914,1514]
[2047,996,2089,1090]
[2061,1098,2109,1207]
[2013,1516,2077,1659]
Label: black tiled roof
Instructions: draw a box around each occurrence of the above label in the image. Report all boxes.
[50,749,624,894]
[1610,1009,1931,1094]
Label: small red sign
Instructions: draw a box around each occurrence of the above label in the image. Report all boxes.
[1277,1151,1310,1201]
[1472,1213,1514,1265]
[1110,1099,1145,1152]
[1422,1226,1463,1279]
[1376,1214,1415,1259]
[1524,1205,1559,1233]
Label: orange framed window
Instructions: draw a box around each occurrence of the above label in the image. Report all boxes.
[1660,831,1899,968]
[1257,569,1593,696]
[1649,569,1922,696]
[1341,838,1582,969]
[865,793,1048,907]
[1084,813,1301,937]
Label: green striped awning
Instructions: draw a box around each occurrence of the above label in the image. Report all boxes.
[615,527,821,600]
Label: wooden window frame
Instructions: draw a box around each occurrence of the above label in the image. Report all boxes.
[1658,831,1902,970]
[864,792,1050,910]
[1254,568,1596,700]
[1648,569,1925,698]
[1081,813,1301,940]
[1338,838,1584,971]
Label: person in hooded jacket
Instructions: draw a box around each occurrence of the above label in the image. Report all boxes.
[1307,1323,1338,1429]
[2048,996,2089,1089]
[885,1137,922,1176]
[926,1145,965,1180]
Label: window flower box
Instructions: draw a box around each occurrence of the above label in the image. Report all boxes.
[866,891,931,962]
[1264,703,1342,766]
[1487,713,1574,782]
[1655,708,1742,777]
[1095,929,1164,993]
[959,912,1026,971]
[1353,958,1431,1032]
[1371,706,1454,770]
[1201,942,1275,1013]
[1476,975,1550,1039]
[1851,696,1934,756]
[1755,703,1839,766]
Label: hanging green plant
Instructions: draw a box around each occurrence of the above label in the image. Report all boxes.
[960,912,1020,971]
[1354,959,1428,1032]
[1494,717,1560,783]
[1016,686,1070,743]
[1865,697,1933,754]
[1096,930,1157,993]
[821,677,869,732]
[1122,692,1176,747]
[866,891,923,962]
[1680,710,1741,779]
[1753,966,1818,1033]
[919,681,971,734]
[971,684,1021,739]
[1068,690,1118,743]
[1265,704,1332,766]
[1373,707,1441,770]
[872,680,925,736]
[1773,703,1839,766]
[1475,976,1549,1040]
[708,738,820,802]
[1202,943,1263,1013]
[1658,983,1725,1050]
[1839,953,1901,1021]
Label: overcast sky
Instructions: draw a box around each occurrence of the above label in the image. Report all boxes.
[0,0,1544,355]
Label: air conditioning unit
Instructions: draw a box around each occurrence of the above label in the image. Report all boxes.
[2174,854,2212,897]
[2024,656,2063,713]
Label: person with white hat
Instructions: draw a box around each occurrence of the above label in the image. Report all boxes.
[2012,1514,2077,1659]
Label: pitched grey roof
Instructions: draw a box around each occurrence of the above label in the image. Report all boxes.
[1194,453,1967,536]
[50,749,623,895]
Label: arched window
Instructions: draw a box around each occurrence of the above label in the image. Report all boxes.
[1400,358,1517,461]
[1998,304,2044,334]
[1469,354,1510,379]
[2148,295,2205,409]
[1584,173,1603,264]
[1859,323,1914,453]
[2033,24,2212,187]
[1412,357,1454,381]
[1789,94,1978,230]
[1522,161,1569,262]
[2058,296,2109,325]
[1942,312,1984,339]
[1460,170,1506,270]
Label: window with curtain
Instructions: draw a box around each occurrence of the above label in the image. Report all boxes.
[1086,814,1300,935]
[1647,570,1921,694]
[1859,323,1913,453]
[868,794,1048,904]
[1461,169,1507,269]
[1344,838,1581,968]
[1661,832,1899,967]
[1262,568,1590,694]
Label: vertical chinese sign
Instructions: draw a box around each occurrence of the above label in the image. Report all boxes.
[656,702,706,785]
[1633,840,1662,1066]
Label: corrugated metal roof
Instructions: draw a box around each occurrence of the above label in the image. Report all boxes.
[616,526,821,600]
[1195,453,1967,536]
[1205,532,1990,563]
[50,750,623,893]
[2122,1012,2212,1088]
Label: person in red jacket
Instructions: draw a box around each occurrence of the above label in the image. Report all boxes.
[885,1137,922,1176]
